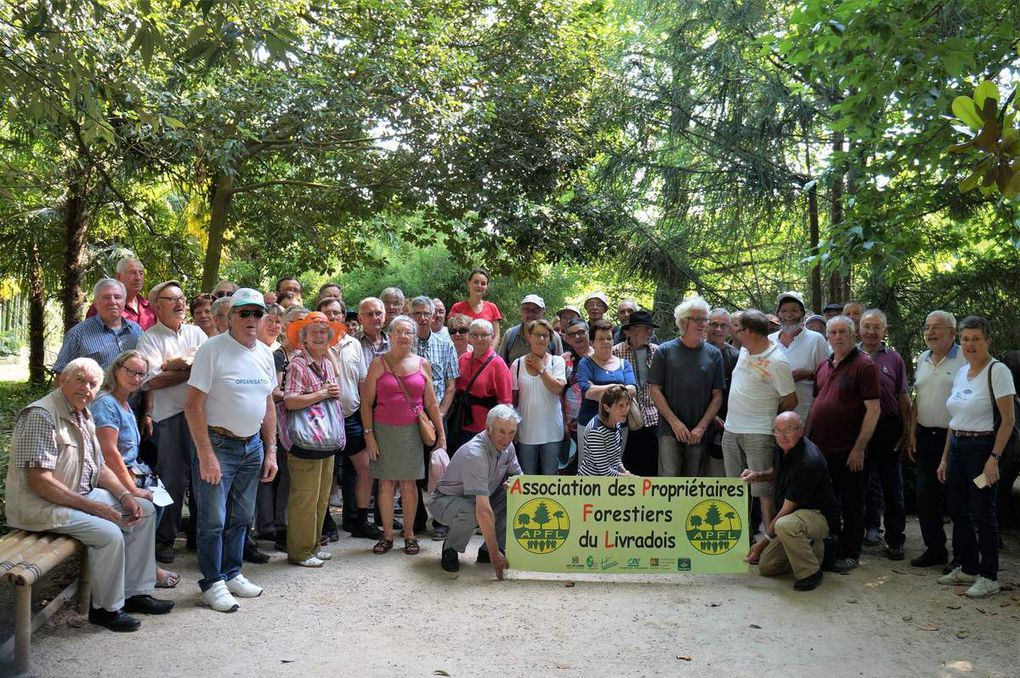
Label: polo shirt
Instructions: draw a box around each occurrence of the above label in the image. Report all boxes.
[811,347,880,457]
[52,315,142,372]
[861,345,908,418]
[455,349,512,433]
[769,327,830,419]
[188,332,275,438]
[136,320,207,422]
[773,437,838,523]
[913,344,966,429]
[647,338,725,435]
[434,431,521,497]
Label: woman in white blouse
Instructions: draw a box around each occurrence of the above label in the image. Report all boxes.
[511,319,566,474]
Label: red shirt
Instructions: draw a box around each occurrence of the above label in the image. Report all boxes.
[86,295,156,330]
[455,349,512,433]
[811,347,880,457]
[448,300,503,324]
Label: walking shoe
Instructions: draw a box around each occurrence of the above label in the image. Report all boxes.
[329,486,343,507]
[832,557,858,572]
[938,567,977,585]
[863,528,881,546]
[793,569,824,591]
[477,546,491,564]
[243,542,270,564]
[964,576,1000,598]
[88,607,141,631]
[432,525,449,542]
[441,547,460,572]
[315,550,333,561]
[155,543,175,564]
[123,594,175,615]
[292,556,324,568]
[943,558,959,575]
[350,520,384,540]
[910,549,949,568]
[201,581,239,613]
[885,545,905,561]
[225,574,263,598]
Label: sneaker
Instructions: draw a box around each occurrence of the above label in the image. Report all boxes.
[910,549,949,568]
[863,528,881,546]
[441,547,460,572]
[885,545,905,561]
[88,607,141,631]
[943,558,959,575]
[793,569,824,591]
[833,557,858,572]
[964,576,1000,598]
[938,567,977,585]
[432,525,449,542]
[201,581,239,613]
[225,574,263,598]
[329,487,343,507]
[315,550,333,561]
[292,556,324,568]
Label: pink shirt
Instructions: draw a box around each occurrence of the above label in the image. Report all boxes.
[374,358,428,426]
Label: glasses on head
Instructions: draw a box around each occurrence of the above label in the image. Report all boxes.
[158,295,186,304]
[469,332,492,340]
[237,309,265,319]
[120,365,148,379]
[449,327,469,335]
[213,290,233,299]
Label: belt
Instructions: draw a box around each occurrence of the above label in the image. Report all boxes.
[209,426,255,442]
[952,430,994,438]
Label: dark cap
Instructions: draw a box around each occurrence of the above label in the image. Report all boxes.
[624,309,659,329]
[823,302,844,313]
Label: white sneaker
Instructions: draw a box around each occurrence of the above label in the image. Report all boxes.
[965,576,1000,598]
[225,573,263,598]
[937,567,977,585]
[294,556,324,568]
[329,487,343,508]
[315,550,333,561]
[201,581,239,613]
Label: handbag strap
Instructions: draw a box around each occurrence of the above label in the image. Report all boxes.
[988,359,1000,430]
[463,353,497,393]
[384,354,424,416]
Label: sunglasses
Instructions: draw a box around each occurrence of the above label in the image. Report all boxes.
[237,309,265,319]
[213,290,234,299]
[449,328,469,335]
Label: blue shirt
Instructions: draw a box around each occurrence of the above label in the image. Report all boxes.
[414,331,460,401]
[90,393,141,467]
[52,315,142,372]
[576,355,635,426]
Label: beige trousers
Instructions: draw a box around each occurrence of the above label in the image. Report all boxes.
[758,508,828,580]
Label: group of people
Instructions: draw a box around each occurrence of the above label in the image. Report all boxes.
[5,259,1018,632]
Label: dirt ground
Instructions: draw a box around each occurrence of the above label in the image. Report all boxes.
[8,511,1018,678]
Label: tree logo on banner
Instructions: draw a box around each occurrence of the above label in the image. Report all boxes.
[512,497,570,554]
[685,499,742,555]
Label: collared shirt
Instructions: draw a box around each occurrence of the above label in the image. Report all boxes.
[136,320,207,422]
[914,344,966,429]
[861,344,908,418]
[87,295,156,330]
[611,341,660,427]
[773,437,837,521]
[434,430,521,497]
[414,330,460,401]
[356,330,390,371]
[811,347,880,457]
[11,398,102,494]
[52,315,142,373]
[330,333,367,414]
[455,349,513,433]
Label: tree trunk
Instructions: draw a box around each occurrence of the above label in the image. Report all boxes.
[828,133,848,303]
[200,173,236,292]
[61,171,89,334]
[28,240,47,386]
[808,181,821,312]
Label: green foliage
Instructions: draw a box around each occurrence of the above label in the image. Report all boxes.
[947,81,1020,200]
[0,332,19,358]
[0,381,51,530]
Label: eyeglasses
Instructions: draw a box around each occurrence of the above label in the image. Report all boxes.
[158,295,186,304]
[469,333,492,339]
[733,327,747,334]
[213,290,233,299]
[120,365,148,379]
[391,330,415,337]
[686,317,709,324]
[237,309,265,319]
[449,327,469,335]
[773,427,801,436]
[708,321,729,329]
[411,311,432,318]
[566,330,587,338]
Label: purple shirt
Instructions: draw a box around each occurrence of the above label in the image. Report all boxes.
[864,345,908,418]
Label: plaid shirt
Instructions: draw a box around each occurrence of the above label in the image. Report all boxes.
[52,315,142,372]
[356,330,390,371]
[612,341,660,427]
[11,401,102,495]
[414,331,460,401]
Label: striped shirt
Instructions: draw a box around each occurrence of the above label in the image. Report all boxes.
[52,315,142,372]
[414,331,460,401]
[612,341,660,427]
[578,418,625,477]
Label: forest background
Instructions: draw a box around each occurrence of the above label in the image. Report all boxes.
[0,0,1017,389]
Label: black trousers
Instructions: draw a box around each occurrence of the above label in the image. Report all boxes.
[826,452,866,560]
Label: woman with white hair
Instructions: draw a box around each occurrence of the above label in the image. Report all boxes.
[451,318,513,450]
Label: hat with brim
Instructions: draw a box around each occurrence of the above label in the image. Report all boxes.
[521,294,546,309]
[624,309,658,329]
[556,305,581,317]
[286,311,346,349]
[230,287,267,309]
[823,302,844,314]
[148,280,182,306]
[775,290,806,313]
[583,292,610,309]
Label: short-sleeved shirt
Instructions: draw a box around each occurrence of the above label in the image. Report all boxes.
[648,339,725,435]
[331,334,367,414]
[863,345,908,418]
[773,437,838,523]
[11,404,102,495]
[576,355,636,426]
[715,342,741,422]
[52,315,142,372]
[769,328,830,420]
[90,393,140,467]
[947,360,1016,432]
[455,349,513,433]
[136,320,207,422]
[811,347,880,457]
[499,323,564,365]
[356,330,390,373]
[87,295,156,330]
[449,300,503,325]
[612,342,660,427]
[724,342,796,435]
[414,330,460,402]
[434,431,521,497]
[511,354,566,444]
[914,345,967,429]
[188,332,276,438]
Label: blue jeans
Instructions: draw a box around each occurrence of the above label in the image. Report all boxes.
[947,434,998,580]
[192,432,264,591]
[517,441,561,475]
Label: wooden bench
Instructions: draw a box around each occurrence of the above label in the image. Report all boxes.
[0,530,90,674]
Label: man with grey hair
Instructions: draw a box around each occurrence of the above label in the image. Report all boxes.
[428,404,521,579]
[357,297,390,367]
[86,257,155,330]
[211,295,232,335]
[53,279,143,373]
[5,358,173,631]
[907,310,966,568]
[649,295,725,477]
[498,294,564,364]
[430,298,449,340]
[380,287,406,325]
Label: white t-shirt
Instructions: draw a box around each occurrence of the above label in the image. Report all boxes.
[769,327,829,421]
[188,332,276,437]
[913,345,968,429]
[724,343,796,435]
[511,354,566,445]
[137,321,207,422]
[947,360,1016,432]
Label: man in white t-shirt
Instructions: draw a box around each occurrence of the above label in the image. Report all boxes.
[722,309,797,560]
[184,288,278,613]
[769,291,829,421]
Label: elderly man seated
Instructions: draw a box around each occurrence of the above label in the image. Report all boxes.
[742,411,837,592]
[427,404,522,579]
[5,358,173,631]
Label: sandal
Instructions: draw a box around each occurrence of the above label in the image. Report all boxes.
[403,538,420,555]
[155,570,181,589]
[372,538,394,554]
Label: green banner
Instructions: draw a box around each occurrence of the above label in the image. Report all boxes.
[505,475,749,574]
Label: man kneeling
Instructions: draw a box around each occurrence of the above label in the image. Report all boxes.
[742,411,837,591]
[427,404,521,580]
[5,358,173,631]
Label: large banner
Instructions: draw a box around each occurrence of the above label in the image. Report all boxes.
[505,475,748,574]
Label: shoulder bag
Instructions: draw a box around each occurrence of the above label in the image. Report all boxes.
[988,360,1020,462]
[447,353,498,444]
[287,357,346,453]
[384,355,437,447]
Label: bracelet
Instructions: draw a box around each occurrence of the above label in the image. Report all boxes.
[364,428,374,434]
